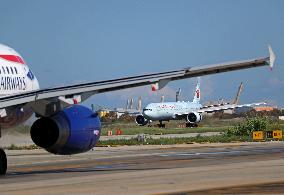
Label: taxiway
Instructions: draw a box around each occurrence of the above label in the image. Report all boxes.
[0,142,284,195]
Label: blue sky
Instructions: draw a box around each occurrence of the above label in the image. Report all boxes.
[0,0,283,108]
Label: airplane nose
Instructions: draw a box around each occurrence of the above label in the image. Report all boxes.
[142,110,148,117]
[142,109,151,118]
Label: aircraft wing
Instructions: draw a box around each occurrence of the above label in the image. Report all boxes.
[0,47,275,116]
[197,102,266,113]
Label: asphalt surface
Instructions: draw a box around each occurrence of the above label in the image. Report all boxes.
[0,142,284,195]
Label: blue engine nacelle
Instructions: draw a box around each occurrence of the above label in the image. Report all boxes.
[30,105,101,155]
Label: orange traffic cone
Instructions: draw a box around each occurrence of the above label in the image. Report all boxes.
[116,128,122,135]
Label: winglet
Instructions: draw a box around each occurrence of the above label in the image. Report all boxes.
[268,45,276,70]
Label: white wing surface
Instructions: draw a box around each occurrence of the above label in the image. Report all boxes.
[197,102,266,113]
[0,47,275,116]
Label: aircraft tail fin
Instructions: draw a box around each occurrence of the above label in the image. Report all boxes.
[232,82,243,104]
[193,77,201,103]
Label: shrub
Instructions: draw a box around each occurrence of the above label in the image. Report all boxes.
[226,116,273,136]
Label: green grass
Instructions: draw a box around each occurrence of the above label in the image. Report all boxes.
[4,144,39,150]
[101,126,229,136]
[279,124,284,129]
[5,134,251,150]
[100,117,246,135]
[97,135,251,146]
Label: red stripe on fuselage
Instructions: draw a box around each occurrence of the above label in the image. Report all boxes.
[0,55,25,64]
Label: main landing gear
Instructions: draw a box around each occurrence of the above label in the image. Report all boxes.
[158,120,166,128]
[0,124,7,175]
[186,123,198,128]
[0,148,7,175]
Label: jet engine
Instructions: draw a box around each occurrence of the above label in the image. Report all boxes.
[135,115,148,126]
[30,105,101,155]
[186,112,202,123]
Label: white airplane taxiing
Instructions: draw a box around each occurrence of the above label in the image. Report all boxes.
[135,78,266,128]
[0,43,275,175]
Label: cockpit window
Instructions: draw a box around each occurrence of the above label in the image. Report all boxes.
[143,108,152,111]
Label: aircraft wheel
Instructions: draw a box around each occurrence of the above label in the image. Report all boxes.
[0,148,7,175]
[186,123,198,128]
[186,123,192,128]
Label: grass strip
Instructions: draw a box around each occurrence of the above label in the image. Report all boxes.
[97,135,251,146]
[4,135,251,150]
[101,126,229,136]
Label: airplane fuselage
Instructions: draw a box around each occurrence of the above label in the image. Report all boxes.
[142,101,202,121]
[0,44,39,128]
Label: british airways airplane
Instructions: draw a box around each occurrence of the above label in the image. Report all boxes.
[0,43,275,175]
[135,78,266,128]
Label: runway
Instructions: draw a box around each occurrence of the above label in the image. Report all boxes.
[0,142,284,195]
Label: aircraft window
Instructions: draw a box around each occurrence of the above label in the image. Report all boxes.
[14,67,18,74]
[10,67,14,74]
[6,67,9,74]
[0,69,1,74]
[143,108,152,111]
[2,67,5,74]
